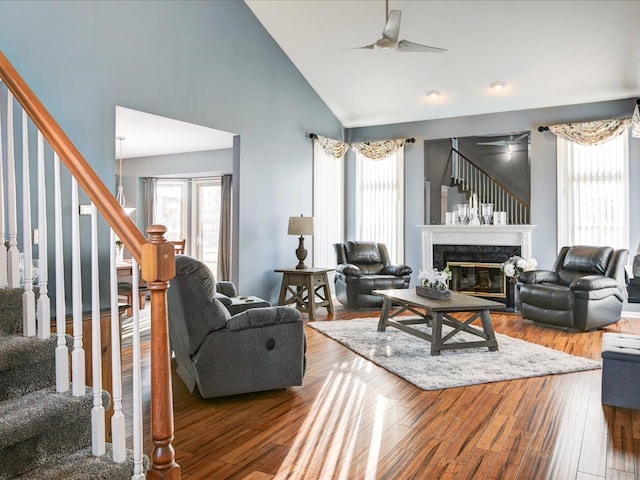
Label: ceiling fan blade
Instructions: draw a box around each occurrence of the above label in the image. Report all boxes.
[351,43,376,50]
[397,39,446,53]
[382,10,402,44]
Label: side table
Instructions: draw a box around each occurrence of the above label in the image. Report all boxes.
[275,267,334,320]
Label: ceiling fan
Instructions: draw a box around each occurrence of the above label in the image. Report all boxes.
[476,133,529,148]
[476,133,529,160]
[354,0,447,53]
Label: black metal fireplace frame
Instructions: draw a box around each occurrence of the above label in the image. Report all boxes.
[433,244,521,309]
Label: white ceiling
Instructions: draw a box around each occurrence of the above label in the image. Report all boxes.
[245,0,640,128]
[115,106,235,159]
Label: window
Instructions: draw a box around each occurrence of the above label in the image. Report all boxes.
[154,178,223,275]
[193,178,221,276]
[313,141,344,268]
[557,132,629,249]
[355,149,404,263]
[155,181,187,241]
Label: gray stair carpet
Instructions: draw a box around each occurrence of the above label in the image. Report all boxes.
[0,286,143,479]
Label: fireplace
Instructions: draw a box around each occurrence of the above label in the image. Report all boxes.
[447,262,506,298]
[418,225,536,310]
[433,244,520,308]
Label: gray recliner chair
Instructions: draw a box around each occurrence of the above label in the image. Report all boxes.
[167,255,306,398]
[518,245,628,331]
[334,241,412,308]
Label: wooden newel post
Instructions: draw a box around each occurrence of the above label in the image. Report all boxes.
[142,225,180,480]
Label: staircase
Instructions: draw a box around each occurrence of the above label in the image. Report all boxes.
[0,51,180,479]
[0,289,141,479]
[450,147,530,224]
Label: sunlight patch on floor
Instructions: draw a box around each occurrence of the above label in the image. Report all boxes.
[275,360,385,479]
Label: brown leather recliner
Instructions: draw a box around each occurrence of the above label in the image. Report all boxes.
[334,241,412,308]
[518,245,628,331]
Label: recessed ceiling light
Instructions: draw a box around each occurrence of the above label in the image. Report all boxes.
[426,90,441,99]
[490,81,506,91]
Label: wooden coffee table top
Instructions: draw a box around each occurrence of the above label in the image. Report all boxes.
[373,288,504,312]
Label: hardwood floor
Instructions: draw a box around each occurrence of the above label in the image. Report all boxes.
[123,305,640,479]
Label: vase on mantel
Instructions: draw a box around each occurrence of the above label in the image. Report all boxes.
[512,279,521,313]
[416,285,452,300]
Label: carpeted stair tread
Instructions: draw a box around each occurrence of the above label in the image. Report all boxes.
[0,334,57,369]
[0,387,108,448]
[0,288,25,335]
[0,387,110,479]
[0,334,57,401]
[13,444,145,480]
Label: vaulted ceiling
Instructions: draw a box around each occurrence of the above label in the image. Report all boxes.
[245,0,640,128]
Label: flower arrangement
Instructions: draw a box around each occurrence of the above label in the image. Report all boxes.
[500,255,537,282]
[418,267,452,291]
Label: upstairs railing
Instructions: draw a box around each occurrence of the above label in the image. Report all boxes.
[451,147,530,224]
[0,51,180,480]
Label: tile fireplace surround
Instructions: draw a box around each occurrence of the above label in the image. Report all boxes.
[418,225,537,308]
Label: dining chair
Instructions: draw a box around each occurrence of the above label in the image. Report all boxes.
[170,239,186,254]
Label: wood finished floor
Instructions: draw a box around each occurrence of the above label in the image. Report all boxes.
[123,306,640,480]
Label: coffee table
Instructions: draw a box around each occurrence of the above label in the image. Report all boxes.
[373,288,503,355]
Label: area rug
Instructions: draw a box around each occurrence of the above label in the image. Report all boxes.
[308,318,601,390]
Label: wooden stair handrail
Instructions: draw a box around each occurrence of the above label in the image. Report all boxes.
[0,51,179,479]
[451,147,529,209]
[0,51,145,261]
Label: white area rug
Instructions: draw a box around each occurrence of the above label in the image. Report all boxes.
[308,318,601,390]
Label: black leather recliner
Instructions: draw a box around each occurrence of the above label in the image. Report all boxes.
[518,245,628,331]
[334,241,412,308]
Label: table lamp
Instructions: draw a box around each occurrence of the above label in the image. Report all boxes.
[288,215,314,269]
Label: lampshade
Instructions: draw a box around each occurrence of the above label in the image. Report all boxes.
[288,216,314,236]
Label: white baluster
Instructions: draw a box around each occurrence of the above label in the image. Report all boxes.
[90,203,105,456]
[22,111,36,336]
[6,91,19,288]
[131,256,145,480]
[109,228,126,462]
[71,177,85,396]
[0,89,7,289]
[53,153,69,392]
[36,131,50,339]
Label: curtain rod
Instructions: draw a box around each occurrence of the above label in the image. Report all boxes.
[308,133,415,143]
[539,99,640,131]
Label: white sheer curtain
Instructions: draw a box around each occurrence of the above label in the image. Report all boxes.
[313,139,344,268]
[557,132,629,249]
[355,149,404,263]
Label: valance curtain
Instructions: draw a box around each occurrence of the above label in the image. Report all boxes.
[351,139,406,160]
[548,118,631,146]
[315,135,349,159]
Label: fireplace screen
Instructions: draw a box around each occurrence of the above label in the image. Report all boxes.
[446,262,506,298]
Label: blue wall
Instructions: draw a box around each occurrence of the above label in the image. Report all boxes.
[1,1,637,309]
[347,99,640,310]
[0,0,343,303]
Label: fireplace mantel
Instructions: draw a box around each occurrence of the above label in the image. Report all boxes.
[418,225,537,270]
